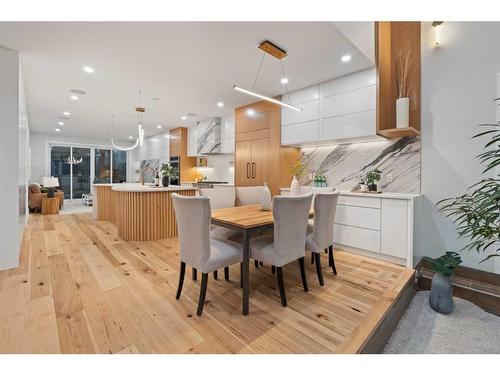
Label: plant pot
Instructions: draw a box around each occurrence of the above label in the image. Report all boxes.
[429,273,454,314]
[368,183,377,192]
[161,176,170,187]
[290,176,301,196]
[396,97,410,128]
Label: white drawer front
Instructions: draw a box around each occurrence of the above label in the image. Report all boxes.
[281,120,320,145]
[334,224,380,253]
[335,204,380,230]
[338,195,381,208]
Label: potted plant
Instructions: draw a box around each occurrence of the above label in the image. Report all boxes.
[288,161,306,196]
[438,104,499,263]
[365,169,382,191]
[424,251,462,314]
[160,163,179,187]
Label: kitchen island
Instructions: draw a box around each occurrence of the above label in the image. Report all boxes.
[93,183,197,241]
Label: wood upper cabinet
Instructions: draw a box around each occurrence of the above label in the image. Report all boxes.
[169,127,197,183]
[235,99,299,195]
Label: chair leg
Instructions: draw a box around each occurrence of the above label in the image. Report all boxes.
[276,267,287,307]
[254,260,259,268]
[176,262,186,299]
[311,252,315,264]
[298,257,309,292]
[324,248,328,254]
[240,263,243,288]
[197,273,209,316]
[192,267,197,281]
[224,267,229,281]
[328,245,337,274]
[271,265,275,274]
[314,252,324,286]
[259,261,263,266]
[213,270,218,280]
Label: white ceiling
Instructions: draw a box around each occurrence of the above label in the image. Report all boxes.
[0,22,374,140]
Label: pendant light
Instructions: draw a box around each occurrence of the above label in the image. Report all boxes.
[110,90,145,151]
[234,40,302,111]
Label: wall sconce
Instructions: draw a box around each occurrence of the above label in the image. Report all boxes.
[432,21,444,47]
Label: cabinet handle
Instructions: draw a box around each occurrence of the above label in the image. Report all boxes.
[252,163,256,179]
[246,163,251,179]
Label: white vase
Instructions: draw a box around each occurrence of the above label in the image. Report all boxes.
[260,182,272,211]
[290,176,301,196]
[396,97,410,128]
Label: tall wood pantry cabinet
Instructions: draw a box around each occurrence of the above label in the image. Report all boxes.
[235,99,299,196]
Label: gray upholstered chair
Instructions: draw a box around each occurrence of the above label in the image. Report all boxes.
[172,193,242,316]
[306,192,339,285]
[249,193,313,307]
[198,187,239,279]
[235,186,263,206]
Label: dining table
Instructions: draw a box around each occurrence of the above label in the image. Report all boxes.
[211,204,313,316]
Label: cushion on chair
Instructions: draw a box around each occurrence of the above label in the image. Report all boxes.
[202,238,243,273]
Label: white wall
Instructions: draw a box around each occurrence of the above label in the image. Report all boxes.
[0,47,20,270]
[417,22,500,272]
[30,131,112,184]
[19,62,30,233]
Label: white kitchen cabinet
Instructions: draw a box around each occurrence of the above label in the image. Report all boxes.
[380,199,409,259]
[220,113,235,154]
[280,189,418,267]
[280,68,377,146]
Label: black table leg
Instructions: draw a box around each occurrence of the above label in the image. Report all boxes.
[242,230,250,315]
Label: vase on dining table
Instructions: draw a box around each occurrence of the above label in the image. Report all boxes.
[260,182,272,211]
[290,175,301,196]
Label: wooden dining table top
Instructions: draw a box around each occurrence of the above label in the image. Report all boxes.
[211,204,314,230]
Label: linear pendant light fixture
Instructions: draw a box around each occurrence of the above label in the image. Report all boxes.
[233,85,302,111]
[234,40,302,112]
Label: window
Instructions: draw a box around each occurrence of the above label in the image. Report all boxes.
[112,150,127,183]
[94,148,111,183]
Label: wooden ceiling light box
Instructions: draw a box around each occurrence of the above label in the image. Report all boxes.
[258,40,287,59]
[375,22,421,139]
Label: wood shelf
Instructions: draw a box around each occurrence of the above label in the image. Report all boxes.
[377,126,420,139]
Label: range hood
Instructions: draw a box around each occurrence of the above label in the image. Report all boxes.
[196,117,221,154]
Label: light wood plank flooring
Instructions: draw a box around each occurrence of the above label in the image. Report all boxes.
[0,213,414,354]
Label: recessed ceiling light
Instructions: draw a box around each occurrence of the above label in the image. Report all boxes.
[70,95,79,100]
[63,111,70,116]
[341,54,352,63]
[181,116,187,120]
[156,125,162,129]
[152,97,160,101]
[83,66,94,74]
[57,121,64,126]
[187,113,197,117]
[217,102,224,108]
[128,136,134,140]
[280,77,289,84]
[55,128,61,132]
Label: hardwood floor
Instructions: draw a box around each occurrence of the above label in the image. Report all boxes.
[0,213,414,354]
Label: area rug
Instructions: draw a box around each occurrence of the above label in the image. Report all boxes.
[384,291,500,353]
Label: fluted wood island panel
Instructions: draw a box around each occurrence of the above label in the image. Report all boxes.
[93,184,196,241]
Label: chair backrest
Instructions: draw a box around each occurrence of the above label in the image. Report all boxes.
[199,187,235,209]
[235,186,263,206]
[171,193,211,269]
[272,193,313,265]
[312,192,339,250]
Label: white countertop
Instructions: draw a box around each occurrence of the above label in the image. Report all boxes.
[279,187,420,200]
[111,184,197,192]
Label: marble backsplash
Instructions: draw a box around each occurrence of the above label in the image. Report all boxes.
[300,136,421,194]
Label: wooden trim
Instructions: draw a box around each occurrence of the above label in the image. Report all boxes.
[416,259,500,316]
[258,40,287,60]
